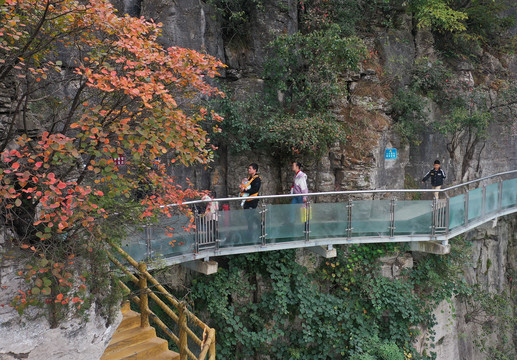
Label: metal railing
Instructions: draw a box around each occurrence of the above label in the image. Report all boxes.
[122,170,517,266]
[107,244,216,360]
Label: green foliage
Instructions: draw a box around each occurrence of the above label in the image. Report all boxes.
[389,88,428,145]
[262,112,346,157]
[351,335,406,360]
[208,25,365,158]
[404,174,423,200]
[207,0,263,41]
[434,82,494,150]
[299,0,363,35]
[207,91,347,157]
[410,0,468,33]
[422,0,516,57]
[188,235,516,360]
[264,25,365,111]
[189,244,437,359]
[410,58,450,96]
[389,57,515,155]
[458,286,517,359]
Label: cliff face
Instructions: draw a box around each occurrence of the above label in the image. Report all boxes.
[418,217,517,360]
[116,1,517,359]
[0,1,516,359]
[112,0,517,197]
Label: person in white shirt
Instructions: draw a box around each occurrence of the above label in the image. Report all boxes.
[291,161,308,204]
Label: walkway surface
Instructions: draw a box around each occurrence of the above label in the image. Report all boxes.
[122,171,517,267]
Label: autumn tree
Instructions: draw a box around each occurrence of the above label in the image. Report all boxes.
[0,0,224,322]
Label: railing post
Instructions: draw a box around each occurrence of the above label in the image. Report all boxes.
[209,334,216,360]
[260,203,267,246]
[346,199,353,239]
[431,198,437,236]
[443,195,450,245]
[215,209,220,251]
[464,189,469,226]
[482,185,486,218]
[138,262,150,328]
[389,198,396,238]
[194,208,200,253]
[145,221,152,260]
[498,180,503,211]
[178,301,188,360]
[304,199,311,242]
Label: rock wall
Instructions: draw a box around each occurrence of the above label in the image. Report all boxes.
[0,251,121,360]
[128,1,517,359]
[109,1,517,197]
[1,0,516,359]
[420,216,517,360]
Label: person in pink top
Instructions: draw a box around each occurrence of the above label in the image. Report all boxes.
[291,161,308,204]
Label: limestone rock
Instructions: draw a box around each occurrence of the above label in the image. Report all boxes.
[141,0,225,62]
[415,29,436,60]
[376,30,416,87]
[0,256,121,360]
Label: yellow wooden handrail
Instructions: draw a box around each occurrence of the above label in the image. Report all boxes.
[107,243,216,360]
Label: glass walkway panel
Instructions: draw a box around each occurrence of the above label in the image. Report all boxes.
[120,172,517,265]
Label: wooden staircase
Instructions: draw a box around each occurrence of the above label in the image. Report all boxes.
[101,303,180,360]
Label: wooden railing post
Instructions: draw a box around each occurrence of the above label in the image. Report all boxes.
[209,330,216,360]
[138,262,150,328]
[179,301,188,360]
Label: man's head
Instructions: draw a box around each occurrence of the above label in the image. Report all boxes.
[248,163,258,176]
[292,161,302,172]
[433,159,440,170]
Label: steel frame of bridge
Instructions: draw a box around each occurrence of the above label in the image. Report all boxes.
[136,170,517,267]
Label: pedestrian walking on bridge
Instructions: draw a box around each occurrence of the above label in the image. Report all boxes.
[422,160,446,200]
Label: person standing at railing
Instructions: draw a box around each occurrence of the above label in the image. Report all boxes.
[202,192,219,243]
[240,163,262,237]
[240,163,261,209]
[290,161,309,226]
[291,161,308,204]
[422,160,446,200]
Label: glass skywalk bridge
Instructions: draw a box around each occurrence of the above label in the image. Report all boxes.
[122,171,517,266]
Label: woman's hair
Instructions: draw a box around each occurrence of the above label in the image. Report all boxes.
[294,161,302,169]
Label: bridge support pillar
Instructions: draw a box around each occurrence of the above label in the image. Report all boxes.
[182,260,218,275]
[308,245,337,259]
[409,241,450,255]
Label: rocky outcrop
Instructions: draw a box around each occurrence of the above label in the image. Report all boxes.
[0,253,121,360]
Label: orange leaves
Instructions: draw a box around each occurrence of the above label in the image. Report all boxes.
[2,0,225,317]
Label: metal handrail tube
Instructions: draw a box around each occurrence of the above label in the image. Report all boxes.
[163,170,517,207]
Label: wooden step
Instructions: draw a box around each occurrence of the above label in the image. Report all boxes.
[116,309,141,332]
[101,337,169,360]
[101,302,181,360]
[149,351,181,360]
[104,326,157,354]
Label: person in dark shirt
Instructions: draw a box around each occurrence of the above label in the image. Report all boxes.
[240,163,261,209]
[422,160,446,199]
[240,163,261,238]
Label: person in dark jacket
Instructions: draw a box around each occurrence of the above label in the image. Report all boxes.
[240,163,261,209]
[422,160,446,199]
[240,163,261,237]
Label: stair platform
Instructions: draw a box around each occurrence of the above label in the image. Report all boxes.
[101,303,180,360]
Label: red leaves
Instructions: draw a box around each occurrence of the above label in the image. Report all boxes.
[2,0,226,316]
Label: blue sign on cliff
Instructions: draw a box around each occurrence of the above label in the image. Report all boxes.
[385,148,397,160]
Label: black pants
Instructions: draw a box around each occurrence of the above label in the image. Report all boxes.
[243,202,260,239]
